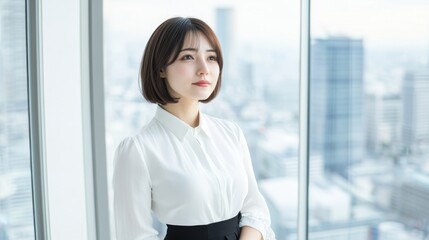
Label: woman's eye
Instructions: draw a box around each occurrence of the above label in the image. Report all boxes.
[182,55,194,60]
[208,56,217,61]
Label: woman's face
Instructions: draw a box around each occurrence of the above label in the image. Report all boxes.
[161,32,220,103]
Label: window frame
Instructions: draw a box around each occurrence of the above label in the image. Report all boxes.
[27,0,49,239]
[85,0,111,239]
[298,0,311,239]
[27,0,110,239]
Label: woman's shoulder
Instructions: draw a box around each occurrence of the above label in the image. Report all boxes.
[114,134,141,151]
[115,119,159,151]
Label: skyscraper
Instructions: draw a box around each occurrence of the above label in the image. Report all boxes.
[310,37,364,178]
[402,69,429,154]
[215,7,234,89]
[366,93,402,157]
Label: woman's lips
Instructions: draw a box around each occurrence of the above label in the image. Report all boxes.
[193,80,210,87]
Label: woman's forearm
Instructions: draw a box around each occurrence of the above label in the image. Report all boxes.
[239,226,263,240]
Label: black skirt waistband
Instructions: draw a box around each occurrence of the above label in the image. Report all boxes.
[165,212,241,240]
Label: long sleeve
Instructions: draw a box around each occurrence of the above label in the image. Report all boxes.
[237,127,276,240]
[113,137,159,240]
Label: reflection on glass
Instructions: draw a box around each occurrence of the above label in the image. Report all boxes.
[104,0,300,239]
[310,0,429,239]
[0,0,35,240]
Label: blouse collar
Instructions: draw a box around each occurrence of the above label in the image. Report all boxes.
[155,105,212,141]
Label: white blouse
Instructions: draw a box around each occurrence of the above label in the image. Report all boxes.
[113,105,276,240]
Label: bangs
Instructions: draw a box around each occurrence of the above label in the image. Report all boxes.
[183,30,201,50]
[168,29,219,64]
[184,29,219,52]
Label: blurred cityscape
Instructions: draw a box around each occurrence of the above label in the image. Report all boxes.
[105,7,429,240]
[1,1,429,240]
[0,0,35,240]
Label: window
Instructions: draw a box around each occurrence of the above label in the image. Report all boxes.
[24,0,429,239]
[0,0,35,239]
[309,0,429,239]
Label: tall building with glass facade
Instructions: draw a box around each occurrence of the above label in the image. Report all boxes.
[215,7,233,85]
[402,69,429,154]
[310,37,364,178]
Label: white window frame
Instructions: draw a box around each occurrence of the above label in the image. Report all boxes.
[27,0,49,239]
[298,0,311,239]
[28,0,109,239]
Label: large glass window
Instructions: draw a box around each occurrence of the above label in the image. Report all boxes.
[0,0,35,239]
[309,0,429,239]
[104,0,300,239]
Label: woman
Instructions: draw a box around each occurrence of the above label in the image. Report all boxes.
[113,17,276,240]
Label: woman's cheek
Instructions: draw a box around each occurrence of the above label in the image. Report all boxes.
[177,65,193,75]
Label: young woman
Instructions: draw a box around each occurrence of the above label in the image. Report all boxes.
[113,17,276,240]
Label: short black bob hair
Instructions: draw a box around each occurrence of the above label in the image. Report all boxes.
[140,17,223,105]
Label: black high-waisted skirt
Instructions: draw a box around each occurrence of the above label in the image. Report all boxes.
[164,212,241,240]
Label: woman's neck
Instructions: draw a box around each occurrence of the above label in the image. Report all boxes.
[161,100,200,128]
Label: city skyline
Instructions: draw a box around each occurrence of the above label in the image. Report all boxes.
[0,0,35,239]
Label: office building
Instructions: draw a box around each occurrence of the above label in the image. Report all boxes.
[366,93,402,156]
[310,37,365,178]
[391,172,429,221]
[402,69,429,154]
[216,7,234,86]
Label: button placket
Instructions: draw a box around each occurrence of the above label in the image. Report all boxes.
[190,133,225,216]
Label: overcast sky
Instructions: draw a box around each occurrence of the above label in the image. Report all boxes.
[104,0,429,49]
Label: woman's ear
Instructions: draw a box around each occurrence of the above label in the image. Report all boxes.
[160,69,166,78]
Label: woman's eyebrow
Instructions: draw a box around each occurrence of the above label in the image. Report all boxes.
[180,48,216,52]
[180,48,198,52]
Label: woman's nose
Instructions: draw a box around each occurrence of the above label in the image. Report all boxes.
[197,59,209,76]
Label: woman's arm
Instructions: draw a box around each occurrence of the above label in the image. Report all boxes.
[113,137,159,240]
[236,124,276,240]
[240,226,263,240]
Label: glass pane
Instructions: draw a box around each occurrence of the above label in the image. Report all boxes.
[104,0,300,239]
[310,0,429,239]
[0,0,35,239]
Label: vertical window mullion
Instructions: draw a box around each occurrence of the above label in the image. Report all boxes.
[27,0,50,239]
[298,0,310,239]
[86,0,111,239]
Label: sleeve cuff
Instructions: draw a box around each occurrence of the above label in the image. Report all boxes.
[239,215,276,240]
